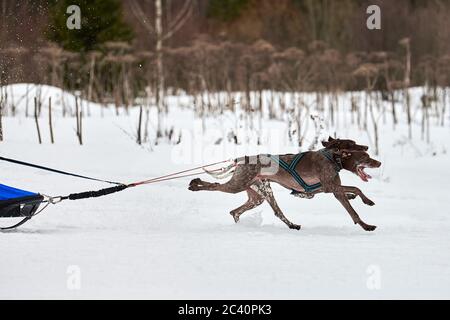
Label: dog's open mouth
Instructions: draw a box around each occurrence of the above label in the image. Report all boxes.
[357,165,372,182]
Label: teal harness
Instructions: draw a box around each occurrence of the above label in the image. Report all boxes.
[269,149,342,193]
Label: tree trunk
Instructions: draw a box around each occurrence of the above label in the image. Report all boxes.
[25,83,29,118]
[364,88,368,130]
[75,96,83,145]
[49,97,54,144]
[0,92,3,142]
[369,92,379,155]
[155,0,164,139]
[87,55,96,117]
[390,91,397,128]
[137,105,143,145]
[34,97,42,144]
[404,42,412,138]
[442,87,447,126]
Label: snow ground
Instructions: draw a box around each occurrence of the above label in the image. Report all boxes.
[1,84,450,299]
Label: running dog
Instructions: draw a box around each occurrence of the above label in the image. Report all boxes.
[189,138,381,231]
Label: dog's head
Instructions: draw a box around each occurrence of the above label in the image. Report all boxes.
[322,136,368,152]
[340,150,381,182]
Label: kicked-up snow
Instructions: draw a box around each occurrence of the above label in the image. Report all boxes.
[0,84,449,299]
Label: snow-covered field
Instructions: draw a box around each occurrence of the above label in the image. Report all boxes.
[1,84,450,299]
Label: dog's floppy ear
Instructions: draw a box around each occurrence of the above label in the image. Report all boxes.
[323,137,340,149]
[323,136,337,147]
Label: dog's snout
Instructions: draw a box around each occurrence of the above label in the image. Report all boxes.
[355,144,369,151]
[372,160,381,168]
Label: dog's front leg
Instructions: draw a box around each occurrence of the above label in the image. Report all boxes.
[333,192,377,231]
[340,186,375,206]
[346,193,357,200]
[320,174,376,231]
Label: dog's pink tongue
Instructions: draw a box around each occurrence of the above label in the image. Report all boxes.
[358,167,369,182]
[364,167,373,180]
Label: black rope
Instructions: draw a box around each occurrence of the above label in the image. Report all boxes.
[63,184,129,201]
[0,156,122,185]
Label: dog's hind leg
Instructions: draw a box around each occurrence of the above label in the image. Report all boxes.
[188,177,251,193]
[230,188,264,223]
[252,181,301,230]
[188,178,220,191]
[189,164,259,194]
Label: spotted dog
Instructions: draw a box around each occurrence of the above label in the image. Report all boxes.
[189,138,381,231]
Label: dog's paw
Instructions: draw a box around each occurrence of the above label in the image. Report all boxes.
[363,198,375,206]
[188,178,201,191]
[361,223,377,231]
[189,178,201,186]
[289,224,302,231]
[230,211,240,223]
[188,185,198,191]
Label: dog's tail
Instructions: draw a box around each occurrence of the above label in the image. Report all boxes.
[203,161,236,180]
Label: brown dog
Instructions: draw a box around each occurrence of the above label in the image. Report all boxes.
[321,136,369,152]
[189,138,381,231]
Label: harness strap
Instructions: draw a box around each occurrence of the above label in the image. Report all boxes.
[270,149,342,193]
[319,149,343,172]
[0,156,122,185]
[270,153,322,193]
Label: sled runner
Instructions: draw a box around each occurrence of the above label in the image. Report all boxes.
[0,184,45,229]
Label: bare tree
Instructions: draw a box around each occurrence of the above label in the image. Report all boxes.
[438,55,450,126]
[137,105,143,145]
[75,96,83,145]
[87,51,102,110]
[399,37,412,138]
[48,97,54,144]
[34,97,42,144]
[0,89,3,142]
[353,63,381,154]
[130,0,195,140]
